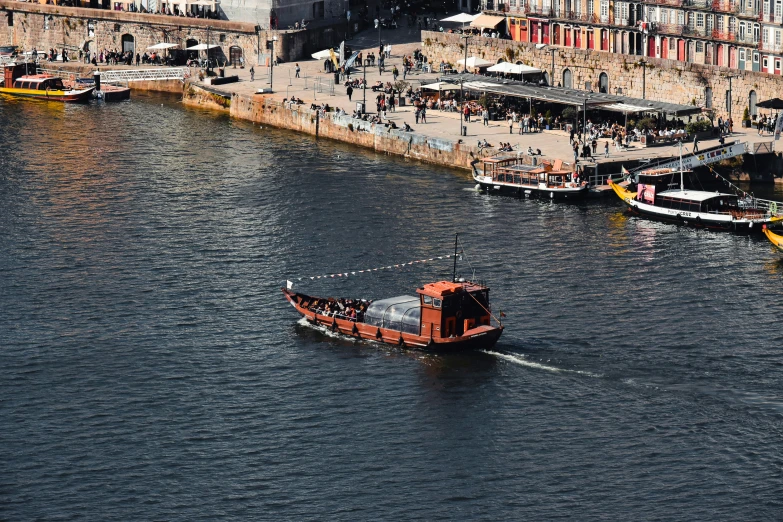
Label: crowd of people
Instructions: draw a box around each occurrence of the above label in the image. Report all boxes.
[306,297,370,322]
[41,0,220,19]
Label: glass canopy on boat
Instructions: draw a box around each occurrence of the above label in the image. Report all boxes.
[363,296,421,335]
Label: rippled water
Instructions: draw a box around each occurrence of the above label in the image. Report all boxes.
[2,93,783,520]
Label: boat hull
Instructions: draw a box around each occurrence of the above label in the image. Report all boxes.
[0,86,94,102]
[474,177,589,201]
[763,226,783,251]
[283,289,504,352]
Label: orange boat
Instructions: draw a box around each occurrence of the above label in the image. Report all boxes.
[0,64,93,102]
[282,278,504,352]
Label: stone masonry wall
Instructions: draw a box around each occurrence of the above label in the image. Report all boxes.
[422,31,783,123]
[0,0,344,64]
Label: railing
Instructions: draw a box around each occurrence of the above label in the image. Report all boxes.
[735,33,758,45]
[759,41,783,52]
[99,67,188,84]
[616,17,631,26]
[655,0,683,5]
[684,0,711,7]
[734,4,759,16]
[657,23,687,35]
[712,29,737,41]
[526,6,553,16]
[712,0,734,11]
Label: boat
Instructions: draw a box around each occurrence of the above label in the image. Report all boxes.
[608,146,782,234]
[282,238,504,352]
[472,155,588,200]
[0,64,93,102]
[762,225,783,252]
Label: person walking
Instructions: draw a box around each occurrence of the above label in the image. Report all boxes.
[415,107,420,124]
[392,65,399,81]
[295,63,300,78]
[508,115,513,134]
[591,139,597,155]
[482,108,489,127]
[250,66,255,81]
[463,104,470,123]
[604,141,609,158]
[420,106,427,124]
[347,85,353,101]
[693,135,699,153]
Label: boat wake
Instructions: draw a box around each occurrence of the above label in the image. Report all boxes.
[482,350,602,378]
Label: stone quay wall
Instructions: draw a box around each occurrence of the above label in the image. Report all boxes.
[0,0,349,64]
[422,31,783,124]
[183,83,479,171]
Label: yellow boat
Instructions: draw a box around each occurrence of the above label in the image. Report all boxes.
[763,225,783,252]
[0,73,93,102]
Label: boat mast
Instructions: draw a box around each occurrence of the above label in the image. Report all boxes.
[452,233,458,283]
[679,140,684,191]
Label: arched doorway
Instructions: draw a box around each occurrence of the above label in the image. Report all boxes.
[563,68,572,89]
[186,38,198,60]
[599,72,609,93]
[749,90,757,117]
[121,34,135,54]
[229,46,243,66]
[705,87,713,109]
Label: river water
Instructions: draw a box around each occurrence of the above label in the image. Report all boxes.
[2,93,783,520]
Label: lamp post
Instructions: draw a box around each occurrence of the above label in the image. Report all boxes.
[461,33,470,74]
[206,26,211,74]
[459,34,471,137]
[269,35,278,92]
[362,57,367,114]
[725,73,738,125]
[549,47,555,86]
[374,18,382,75]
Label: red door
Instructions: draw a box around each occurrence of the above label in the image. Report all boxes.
[648,36,656,57]
[716,44,723,66]
[587,30,594,49]
[543,23,550,45]
[661,37,668,59]
[575,29,582,48]
[678,39,685,61]
[552,24,560,45]
[531,21,539,43]
[729,46,737,68]
[565,28,572,47]
[601,29,609,50]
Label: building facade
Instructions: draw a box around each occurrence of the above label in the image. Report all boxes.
[481,0,783,114]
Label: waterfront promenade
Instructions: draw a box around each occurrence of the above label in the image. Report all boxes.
[47,21,778,174]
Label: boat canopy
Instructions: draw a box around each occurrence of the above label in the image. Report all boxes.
[658,190,736,202]
[363,295,421,335]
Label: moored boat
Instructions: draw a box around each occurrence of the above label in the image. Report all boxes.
[608,150,782,234]
[282,278,504,352]
[472,155,588,200]
[0,64,93,102]
[762,225,783,252]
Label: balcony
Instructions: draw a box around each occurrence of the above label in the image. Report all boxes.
[525,5,553,16]
[657,22,687,35]
[712,0,733,12]
[735,33,759,44]
[684,0,711,7]
[654,0,683,5]
[759,41,783,52]
[712,29,737,40]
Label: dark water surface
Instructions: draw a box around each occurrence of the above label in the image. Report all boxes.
[2,93,783,520]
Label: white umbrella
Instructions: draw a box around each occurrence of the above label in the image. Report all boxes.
[421,82,460,90]
[440,13,478,23]
[456,56,493,69]
[487,62,517,74]
[148,43,179,50]
[185,43,219,51]
[311,49,333,60]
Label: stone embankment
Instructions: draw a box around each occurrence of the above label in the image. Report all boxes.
[183,83,481,170]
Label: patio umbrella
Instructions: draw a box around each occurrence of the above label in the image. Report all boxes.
[756,98,783,109]
[185,43,219,51]
[455,56,493,69]
[147,43,179,50]
[421,82,460,90]
[311,49,333,60]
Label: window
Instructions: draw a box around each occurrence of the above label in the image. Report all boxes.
[648,6,655,22]
[764,0,771,13]
[678,10,684,24]
[717,16,724,31]
[588,0,594,17]
[697,13,704,28]
[563,69,573,88]
[696,41,704,52]
[753,52,759,62]
[7,12,12,26]
[729,17,736,33]
[670,38,676,50]
[754,23,760,41]
[740,48,746,60]
[706,14,713,31]
[763,57,769,67]
[776,59,781,69]
[705,86,713,108]
[688,12,695,29]
[601,0,609,18]
[423,296,432,305]
[599,72,609,93]
[432,298,442,308]
[776,29,782,46]
[739,21,746,40]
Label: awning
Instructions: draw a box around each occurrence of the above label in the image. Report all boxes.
[456,56,493,68]
[148,43,179,50]
[470,14,506,29]
[602,103,660,114]
[421,82,460,90]
[487,62,541,75]
[441,13,479,23]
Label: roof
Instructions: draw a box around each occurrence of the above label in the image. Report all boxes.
[417,280,487,298]
[658,190,734,202]
[470,14,506,28]
[452,74,702,115]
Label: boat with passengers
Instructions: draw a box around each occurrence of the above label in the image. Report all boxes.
[472,155,588,200]
[609,148,782,234]
[0,64,93,102]
[282,237,504,352]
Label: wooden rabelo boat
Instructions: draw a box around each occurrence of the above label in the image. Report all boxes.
[608,161,782,234]
[282,278,504,352]
[0,64,93,102]
[762,225,783,252]
[472,156,588,200]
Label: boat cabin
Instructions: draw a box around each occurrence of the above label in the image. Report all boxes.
[653,190,741,213]
[487,157,577,188]
[12,75,65,91]
[416,281,492,339]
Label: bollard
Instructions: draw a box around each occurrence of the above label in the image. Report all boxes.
[94,70,101,92]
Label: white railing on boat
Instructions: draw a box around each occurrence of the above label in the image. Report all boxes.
[99,68,189,84]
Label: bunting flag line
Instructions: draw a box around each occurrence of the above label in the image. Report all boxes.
[288,253,458,285]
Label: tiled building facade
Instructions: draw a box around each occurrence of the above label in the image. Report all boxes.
[481,0,783,77]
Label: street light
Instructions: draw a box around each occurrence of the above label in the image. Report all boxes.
[461,33,470,74]
[362,55,367,114]
[374,18,382,75]
[638,59,648,99]
[269,35,278,92]
[725,73,739,128]
[459,34,471,137]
